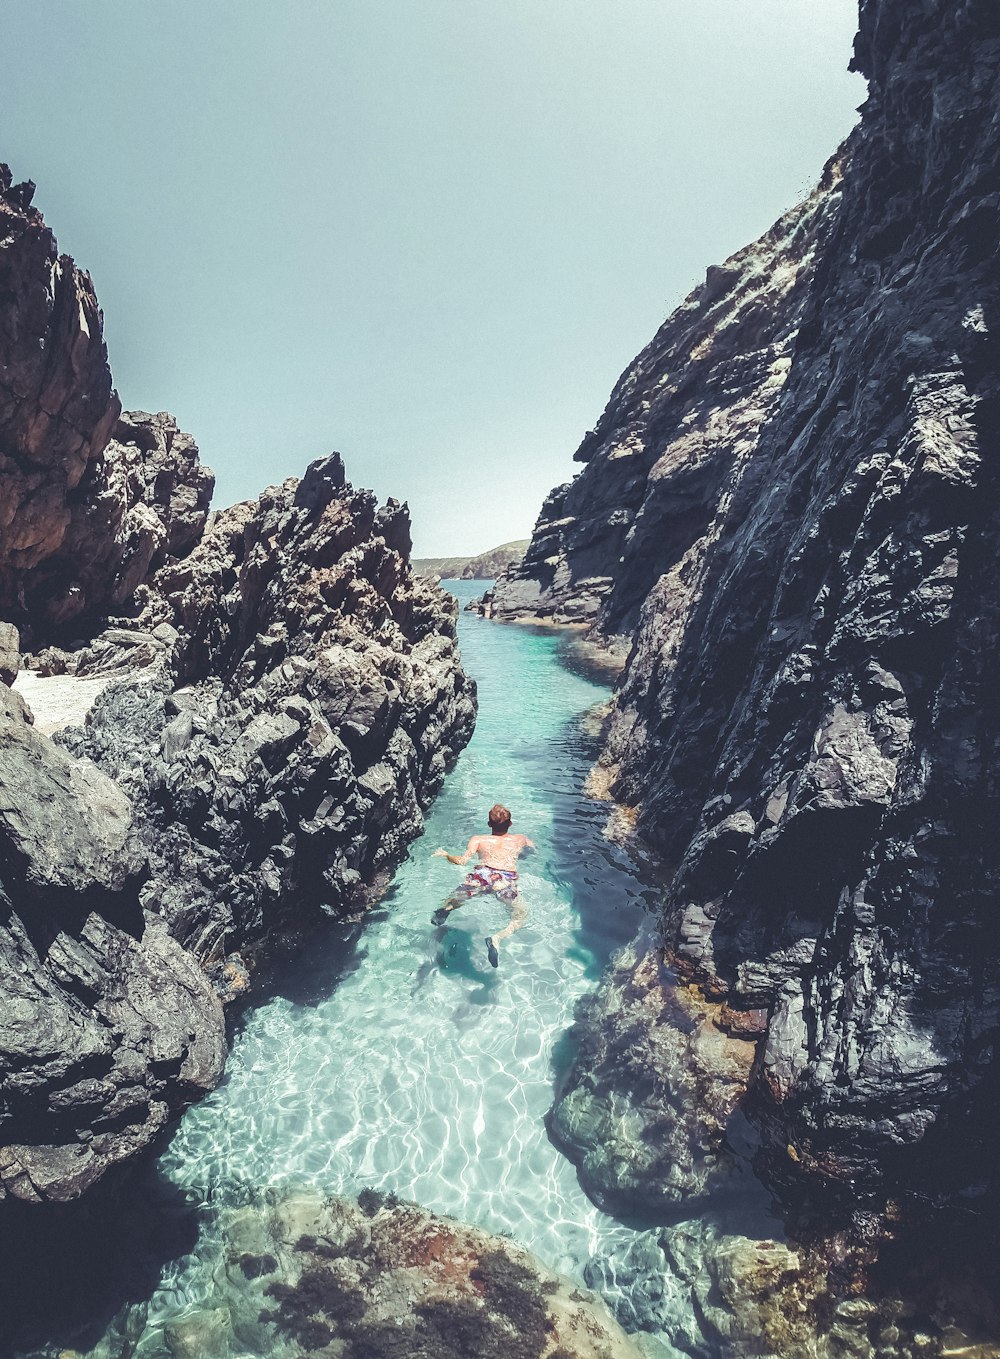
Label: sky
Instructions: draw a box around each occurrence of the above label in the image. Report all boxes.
[1,2,864,557]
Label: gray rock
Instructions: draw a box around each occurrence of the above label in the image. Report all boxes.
[0,621,19,685]
[512,0,1000,1214]
[0,685,225,1203]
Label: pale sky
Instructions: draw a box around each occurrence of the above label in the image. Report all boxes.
[1,2,864,556]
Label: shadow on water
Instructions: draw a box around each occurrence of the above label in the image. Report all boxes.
[0,1170,203,1358]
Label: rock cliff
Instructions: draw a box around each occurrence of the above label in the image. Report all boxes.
[58,455,476,963]
[413,538,529,581]
[0,158,214,637]
[515,0,1000,1218]
[0,171,476,1202]
[479,166,842,642]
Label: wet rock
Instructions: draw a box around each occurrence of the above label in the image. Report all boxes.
[551,931,755,1211]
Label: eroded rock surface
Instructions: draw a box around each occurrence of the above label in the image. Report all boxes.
[60,455,477,961]
[0,684,225,1204]
[0,170,476,1202]
[514,0,1000,1216]
[478,163,842,643]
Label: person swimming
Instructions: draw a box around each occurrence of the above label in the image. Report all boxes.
[432,803,534,967]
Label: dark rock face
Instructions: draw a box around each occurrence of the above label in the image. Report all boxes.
[60,456,477,961]
[0,166,214,637]
[480,166,842,641]
[0,164,121,629]
[0,684,225,1204]
[541,0,1000,1210]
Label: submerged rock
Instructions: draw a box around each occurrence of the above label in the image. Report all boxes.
[76,1187,646,1359]
[551,932,755,1211]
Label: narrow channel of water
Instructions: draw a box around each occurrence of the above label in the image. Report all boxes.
[9,581,775,1358]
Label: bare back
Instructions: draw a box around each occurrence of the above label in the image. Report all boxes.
[468,832,533,872]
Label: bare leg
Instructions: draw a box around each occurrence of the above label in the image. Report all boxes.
[486,898,527,964]
[432,893,468,925]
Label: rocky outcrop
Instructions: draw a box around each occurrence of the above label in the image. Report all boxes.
[478,167,842,642]
[0,164,214,637]
[0,453,475,1200]
[59,455,477,962]
[0,168,476,1201]
[414,538,529,582]
[0,165,121,630]
[532,0,1000,1217]
[0,684,225,1204]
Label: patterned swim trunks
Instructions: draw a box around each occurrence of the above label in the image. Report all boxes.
[455,866,519,902]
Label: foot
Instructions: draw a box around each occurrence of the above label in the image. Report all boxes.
[485,936,499,968]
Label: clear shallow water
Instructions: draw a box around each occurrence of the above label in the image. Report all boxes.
[135,581,665,1336]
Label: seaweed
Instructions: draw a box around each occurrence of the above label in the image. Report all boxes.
[238,1251,278,1278]
[261,1264,366,1350]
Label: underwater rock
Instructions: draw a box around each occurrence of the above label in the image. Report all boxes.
[83,1186,647,1359]
[587,1209,1000,1359]
[550,932,755,1211]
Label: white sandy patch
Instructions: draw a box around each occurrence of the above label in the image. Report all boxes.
[12,670,115,737]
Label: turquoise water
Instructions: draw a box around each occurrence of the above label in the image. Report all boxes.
[95,580,664,1347]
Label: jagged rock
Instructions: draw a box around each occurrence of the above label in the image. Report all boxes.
[478,161,843,644]
[86,1186,646,1359]
[59,454,477,962]
[0,165,214,636]
[499,0,1000,1213]
[0,621,19,685]
[0,163,121,630]
[0,160,476,1201]
[0,684,225,1203]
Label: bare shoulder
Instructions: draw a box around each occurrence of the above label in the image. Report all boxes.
[516,833,534,848]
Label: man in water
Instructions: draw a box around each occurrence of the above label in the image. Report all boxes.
[432,803,534,967]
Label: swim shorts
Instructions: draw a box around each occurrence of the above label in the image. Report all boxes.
[456,866,519,902]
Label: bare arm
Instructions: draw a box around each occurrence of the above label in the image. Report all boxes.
[433,836,479,866]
